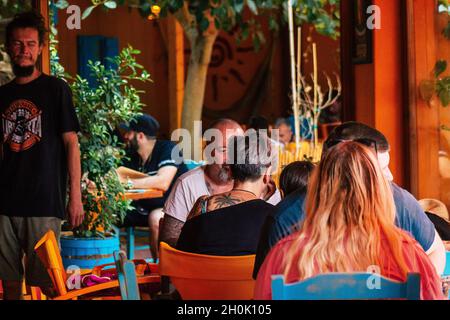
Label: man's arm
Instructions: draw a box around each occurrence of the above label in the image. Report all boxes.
[426,230,447,275]
[62,132,84,228]
[159,214,184,248]
[128,166,178,192]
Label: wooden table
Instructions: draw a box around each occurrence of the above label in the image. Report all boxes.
[124,189,163,201]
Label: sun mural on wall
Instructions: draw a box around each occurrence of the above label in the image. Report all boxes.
[184,29,272,119]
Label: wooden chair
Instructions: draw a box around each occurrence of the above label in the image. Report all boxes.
[159,242,255,300]
[34,230,160,300]
[113,251,140,300]
[271,272,421,300]
[123,226,152,260]
[445,251,450,276]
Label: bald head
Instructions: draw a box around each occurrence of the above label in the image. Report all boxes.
[204,118,244,166]
[210,118,243,134]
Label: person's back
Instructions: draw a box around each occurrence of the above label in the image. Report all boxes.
[177,199,275,255]
[160,119,281,249]
[255,230,444,300]
[176,132,277,256]
[253,121,444,278]
[254,142,444,300]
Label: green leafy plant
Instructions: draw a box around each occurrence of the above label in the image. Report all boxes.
[48,2,152,238]
[419,2,450,109]
[436,60,450,107]
[71,46,151,237]
[59,46,152,238]
[0,0,31,20]
[437,1,450,107]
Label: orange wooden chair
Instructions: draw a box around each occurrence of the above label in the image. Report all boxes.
[34,230,160,300]
[159,242,255,300]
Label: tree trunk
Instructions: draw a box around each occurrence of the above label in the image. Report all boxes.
[181,32,218,161]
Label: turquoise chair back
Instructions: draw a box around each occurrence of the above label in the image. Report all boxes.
[271,272,420,300]
[114,251,140,300]
[184,159,204,171]
[444,251,450,276]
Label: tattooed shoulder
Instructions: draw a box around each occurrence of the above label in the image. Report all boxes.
[212,193,242,209]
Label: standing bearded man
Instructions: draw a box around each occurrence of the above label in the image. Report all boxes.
[0,11,84,299]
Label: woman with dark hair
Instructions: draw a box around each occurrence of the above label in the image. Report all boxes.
[279,161,315,198]
[176,133,277,256]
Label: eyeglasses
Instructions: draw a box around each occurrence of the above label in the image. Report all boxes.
[325,138,378,155]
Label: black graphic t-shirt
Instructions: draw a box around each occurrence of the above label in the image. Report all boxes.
[122,140,188,202]
[0,74,80,218]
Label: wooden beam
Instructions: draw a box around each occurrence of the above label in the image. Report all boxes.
[340,0,355,122]
[406,0,440,199]
[33,0,50,75]
[373,0,406,187]
[167,15,184,134]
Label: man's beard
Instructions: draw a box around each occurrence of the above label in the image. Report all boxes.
[129,135,139,153]
[217,166,232,183]
[12,64,35,77]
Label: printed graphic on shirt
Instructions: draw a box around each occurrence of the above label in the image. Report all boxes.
[2,99,42,152]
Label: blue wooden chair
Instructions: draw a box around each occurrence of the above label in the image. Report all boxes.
[444,251,450,276]
[183,159,205,171]
[271,272,421,300]
[122,226,153,261]
[443,251,450,299]
[113,250,140,300]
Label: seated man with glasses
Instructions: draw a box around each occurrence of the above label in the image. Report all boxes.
[253,121,447,279]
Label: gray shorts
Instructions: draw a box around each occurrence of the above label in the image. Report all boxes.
[0,215,61,288]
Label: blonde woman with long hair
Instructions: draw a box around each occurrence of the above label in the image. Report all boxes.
[254,141,445,300]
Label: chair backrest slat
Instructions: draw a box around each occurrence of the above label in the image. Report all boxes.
[271,273,420,300]
[113,250,140,300]
[34,230,68,296]
[159,242,255,300]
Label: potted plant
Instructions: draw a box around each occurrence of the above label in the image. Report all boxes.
[57,46,152,269]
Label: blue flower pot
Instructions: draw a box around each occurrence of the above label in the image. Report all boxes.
[60,232,120,270]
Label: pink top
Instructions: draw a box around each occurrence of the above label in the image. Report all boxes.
[254,230,445,300]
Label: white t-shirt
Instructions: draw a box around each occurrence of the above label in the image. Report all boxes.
[163,166,282,222]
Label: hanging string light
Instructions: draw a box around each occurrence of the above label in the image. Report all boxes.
[147,4,161,20]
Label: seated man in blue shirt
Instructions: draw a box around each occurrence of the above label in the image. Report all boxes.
[119,114,188,260]
[253,121,447,278]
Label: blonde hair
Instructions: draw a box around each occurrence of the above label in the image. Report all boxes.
[283,141,410,280]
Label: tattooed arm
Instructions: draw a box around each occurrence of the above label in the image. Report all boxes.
[159,214,185,248]
[187,195,209,220]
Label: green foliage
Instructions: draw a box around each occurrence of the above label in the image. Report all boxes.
[435,59,447,78]
[50,3,153,237]
[443,21,450,40]
[53,46,151,238]
[82,0,340,48]
[0,0,32,20]
[49,2,68,79]
[437,76,450,107]
[71,46,151,237]
[436,3,450,108]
